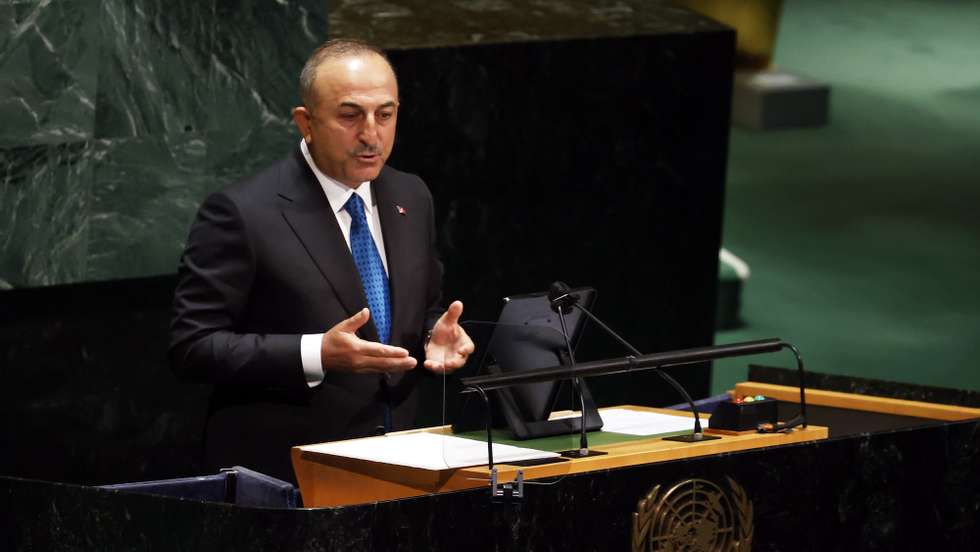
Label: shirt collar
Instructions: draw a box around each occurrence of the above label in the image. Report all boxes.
[300,139,374,216]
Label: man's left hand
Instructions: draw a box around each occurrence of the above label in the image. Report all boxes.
[424,300,475,374]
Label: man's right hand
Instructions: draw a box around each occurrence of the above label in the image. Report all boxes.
[320,308,417,374]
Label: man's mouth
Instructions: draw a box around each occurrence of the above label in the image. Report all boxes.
[354,149,382,163]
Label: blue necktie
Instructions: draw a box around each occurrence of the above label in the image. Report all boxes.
[344,193,391,345]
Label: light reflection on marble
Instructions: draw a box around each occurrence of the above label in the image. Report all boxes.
[0,0,100,148]
[87,135,211,281]
[207,0,326,182]
[0,142,92,288]
[0,0,327,287]
[93,0,214,138]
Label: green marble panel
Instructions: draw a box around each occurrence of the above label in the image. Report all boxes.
[93,0,215,138]
[82,0,327,282]
[0,142,93,288]
[0,0,100,147]
[207,0,327,182]
[86,134,211,281]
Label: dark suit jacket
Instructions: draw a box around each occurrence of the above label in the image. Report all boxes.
[169,148,443,482]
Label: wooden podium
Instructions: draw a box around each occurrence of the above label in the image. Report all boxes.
[5,380,979,550]
[292,404,829,508]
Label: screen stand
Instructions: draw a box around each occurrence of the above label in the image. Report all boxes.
[498,385,605,440]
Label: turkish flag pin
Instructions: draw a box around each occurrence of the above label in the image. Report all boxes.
[395,205,407,215]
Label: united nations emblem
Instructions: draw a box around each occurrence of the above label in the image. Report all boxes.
[631,477,753,552]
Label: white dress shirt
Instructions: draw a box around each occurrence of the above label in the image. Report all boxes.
[298,140,390,387]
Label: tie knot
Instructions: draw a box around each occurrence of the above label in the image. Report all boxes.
[344,193,367,224]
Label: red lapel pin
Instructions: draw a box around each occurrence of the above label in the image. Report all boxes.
[395,204,407,215]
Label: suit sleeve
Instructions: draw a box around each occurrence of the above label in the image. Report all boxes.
[168,191,307,391]
[422,178,446,332]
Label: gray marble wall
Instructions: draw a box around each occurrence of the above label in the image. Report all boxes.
[0,0,327,288]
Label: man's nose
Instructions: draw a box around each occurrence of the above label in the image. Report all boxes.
[359,114,380,141]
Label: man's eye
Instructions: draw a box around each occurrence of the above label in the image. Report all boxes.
[378,111,394,120]
[339,112,360,120]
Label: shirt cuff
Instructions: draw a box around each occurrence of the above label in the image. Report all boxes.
[300,333,325,388]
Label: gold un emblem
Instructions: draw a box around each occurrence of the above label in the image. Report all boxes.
[632,477,753,552]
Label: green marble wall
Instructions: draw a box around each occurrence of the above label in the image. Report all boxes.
[0,0,327,288]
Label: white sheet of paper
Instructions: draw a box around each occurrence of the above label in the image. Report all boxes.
[588,408,696,436]
[303,432,559,471]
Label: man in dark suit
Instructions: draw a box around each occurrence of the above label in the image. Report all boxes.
[169,39,474,482]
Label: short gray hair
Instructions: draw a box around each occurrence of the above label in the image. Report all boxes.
[299,39,394,107]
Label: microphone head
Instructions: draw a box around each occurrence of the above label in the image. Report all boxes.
[548,281,576,313]
[548,281,570,302]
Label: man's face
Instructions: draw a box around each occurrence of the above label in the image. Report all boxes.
[293,53,399,188]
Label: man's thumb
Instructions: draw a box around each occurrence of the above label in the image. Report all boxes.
[443,300,463,326]
[337,308,370,332]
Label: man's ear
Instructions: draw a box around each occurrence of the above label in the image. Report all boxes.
[291,106,313,143]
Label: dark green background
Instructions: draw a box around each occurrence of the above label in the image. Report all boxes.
[712,0,980,394]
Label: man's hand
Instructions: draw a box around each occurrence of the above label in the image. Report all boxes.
[321,308,417,374]
[424,300,475,374]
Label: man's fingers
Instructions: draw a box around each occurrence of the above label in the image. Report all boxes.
[423,359,445,373]
[456,328,475,355]
[424,350,468,374]
[336,308,370,333]
[426,357,464,373]
[363,355,417,372]
[359,342,411,358]
[439,300,464,327]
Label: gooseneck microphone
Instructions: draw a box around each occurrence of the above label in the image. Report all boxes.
[548,281,718,442]
[548,286,599,457]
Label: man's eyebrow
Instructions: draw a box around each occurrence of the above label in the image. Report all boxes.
[337,101,398,111]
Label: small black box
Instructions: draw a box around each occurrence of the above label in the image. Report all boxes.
[708,398,778,431]
[731,70,830,130]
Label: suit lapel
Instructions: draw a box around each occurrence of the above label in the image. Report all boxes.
[373,169,411,347]
[277,149,379,342]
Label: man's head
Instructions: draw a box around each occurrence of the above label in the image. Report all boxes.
[292,39,399,188]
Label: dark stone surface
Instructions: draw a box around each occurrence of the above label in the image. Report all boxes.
[2,417,979,550]
[388,30,735,415]
[778,402,942,439]
[329,0,723,49]
[750,365,980,408]
[0,276,209,485]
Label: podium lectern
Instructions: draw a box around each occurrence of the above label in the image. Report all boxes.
[292,405,829,508]
[4,381,980,550]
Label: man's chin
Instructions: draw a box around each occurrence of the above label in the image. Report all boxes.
[348,161,384,183]
[348,167,383,184]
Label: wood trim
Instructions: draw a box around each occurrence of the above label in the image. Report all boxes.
[292,405,828,508]
[734,382,980,421]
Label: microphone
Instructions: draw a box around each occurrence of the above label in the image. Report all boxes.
[547,282,604,458]
[547,281,719,443]
[548,282,577,314]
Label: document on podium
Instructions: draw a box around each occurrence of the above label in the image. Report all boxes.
[594,408,696,436]
[303,432,560,470]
